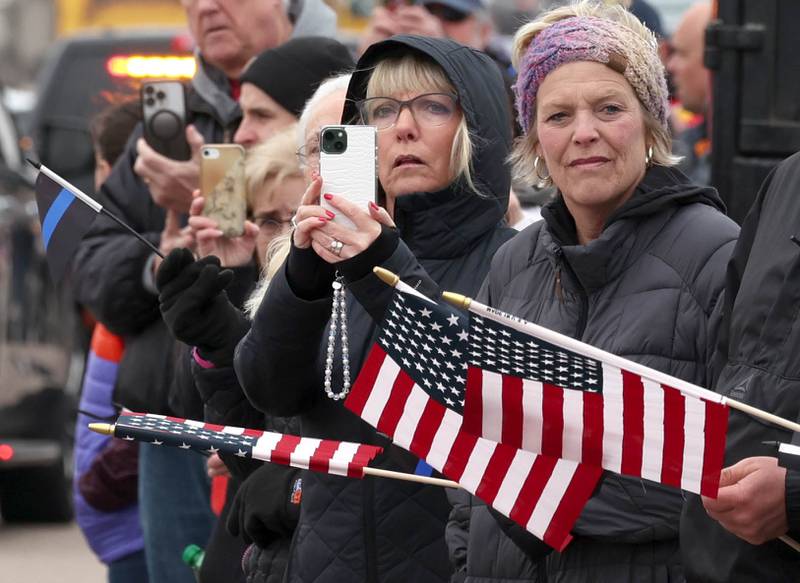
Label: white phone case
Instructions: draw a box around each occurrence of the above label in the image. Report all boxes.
[319,125,377,230]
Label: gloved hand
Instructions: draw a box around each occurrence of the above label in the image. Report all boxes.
[226,463,302,548]
[156,248,249,366]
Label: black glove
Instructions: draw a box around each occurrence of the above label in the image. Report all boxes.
[157,248,249,366]
[226,463,302,548]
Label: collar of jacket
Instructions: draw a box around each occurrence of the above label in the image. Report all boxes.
[541,165,726,293]
[190,53,242,129]
[392,181,506,260]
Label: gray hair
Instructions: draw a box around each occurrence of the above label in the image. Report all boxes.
[296,73,353,149]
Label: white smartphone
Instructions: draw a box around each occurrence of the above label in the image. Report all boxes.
[319,125,378,230]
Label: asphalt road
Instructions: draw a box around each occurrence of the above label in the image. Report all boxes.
[0,520,105,583]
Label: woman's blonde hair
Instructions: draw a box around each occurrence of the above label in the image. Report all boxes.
[509,0,680,187]
[241,128,302,318]
[243,234,291,319]
[245,126,303,211]
[366,53,482,195]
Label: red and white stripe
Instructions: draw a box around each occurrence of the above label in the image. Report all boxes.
[251,432,380,478]
[346,345,602,551]
[124,412,382,479]
[462,353,728,498]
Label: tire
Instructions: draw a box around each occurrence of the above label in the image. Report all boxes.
[0,456,73,523]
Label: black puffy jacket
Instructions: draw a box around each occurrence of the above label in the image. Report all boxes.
[681,152,800,582]
[458,166,738,582]
[234,35,516,583]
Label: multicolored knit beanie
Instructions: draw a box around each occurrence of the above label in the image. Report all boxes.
[514,15,669,135]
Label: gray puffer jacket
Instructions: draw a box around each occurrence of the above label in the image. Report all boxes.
[449,166,739,582]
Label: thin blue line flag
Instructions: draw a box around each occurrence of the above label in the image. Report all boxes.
[35,172,98,282]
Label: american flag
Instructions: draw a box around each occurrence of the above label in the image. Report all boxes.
[114,412,382,478]
[463,303,729,497]
[345,286,602,551]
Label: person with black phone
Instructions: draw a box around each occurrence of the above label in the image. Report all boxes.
[70,1,339,581]
[152,42,356,582]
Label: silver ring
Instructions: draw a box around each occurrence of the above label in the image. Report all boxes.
[329,239,344,256]
[290,215,298,229]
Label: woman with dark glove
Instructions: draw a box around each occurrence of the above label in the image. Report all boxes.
[234,35,516,583]
[155,76,354,583]
[468,3,739,581]
[155,129,306,583]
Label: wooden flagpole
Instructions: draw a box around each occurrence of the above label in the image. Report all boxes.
[364,467,460,488]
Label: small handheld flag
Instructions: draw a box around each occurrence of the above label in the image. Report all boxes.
[90,412,460,488]
[458,300,729,498]
[91,412,383,478]
[28,159,164,282]
[347,271,602,550]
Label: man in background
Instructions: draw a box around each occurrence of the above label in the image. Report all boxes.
[667,1,712,184]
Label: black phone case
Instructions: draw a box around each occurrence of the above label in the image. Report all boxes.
[141,81,191,161]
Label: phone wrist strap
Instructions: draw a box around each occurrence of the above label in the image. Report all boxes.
[324,273,350,401]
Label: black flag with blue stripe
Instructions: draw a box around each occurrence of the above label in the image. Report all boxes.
[35,172,98,282]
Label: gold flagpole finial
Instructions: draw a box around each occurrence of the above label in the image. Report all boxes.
[373,266,399,287]
[442,291,472,310]
[88,423,115,436]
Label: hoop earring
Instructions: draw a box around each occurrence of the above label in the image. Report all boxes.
[645,145,654,167]
[533,156,551,181]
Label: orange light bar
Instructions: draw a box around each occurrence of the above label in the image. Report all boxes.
[106,55,196,80]
[0,444,13,462]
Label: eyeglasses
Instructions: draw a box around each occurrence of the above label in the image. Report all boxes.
[253,214,296,236]
[423,3,470,23]
[356,93,459,131]
[295,141,320,173]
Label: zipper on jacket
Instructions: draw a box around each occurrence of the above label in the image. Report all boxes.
[554,249,589,339]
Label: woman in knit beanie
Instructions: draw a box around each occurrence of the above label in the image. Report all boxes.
[456,1,739,581]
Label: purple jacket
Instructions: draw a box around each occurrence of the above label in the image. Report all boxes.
[73,327,144,564]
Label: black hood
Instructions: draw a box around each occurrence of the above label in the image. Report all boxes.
[342,35,512,259]
[543,165,726,247]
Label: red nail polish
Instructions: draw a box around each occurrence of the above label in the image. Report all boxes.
[369,201,379,211]
[318,216,328,223]
[323,193,333,201]
[326,210,335,219]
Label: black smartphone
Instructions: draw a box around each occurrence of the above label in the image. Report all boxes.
[141,81,191,161]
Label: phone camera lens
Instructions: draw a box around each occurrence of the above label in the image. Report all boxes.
[145,86,154,94]
[334,141,344,151]
[145,97,155,107]
[156,91,166,100]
